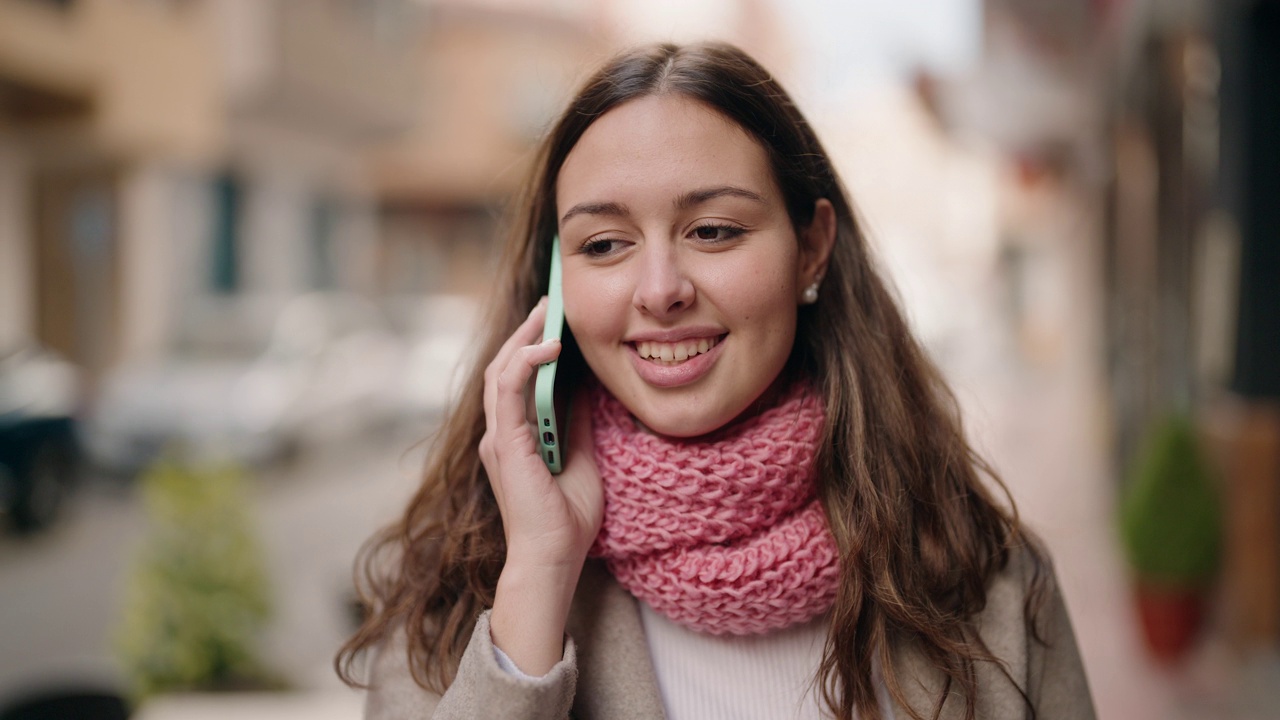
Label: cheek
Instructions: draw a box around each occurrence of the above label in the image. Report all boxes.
[563,272,629,347]
[705,258,796,326]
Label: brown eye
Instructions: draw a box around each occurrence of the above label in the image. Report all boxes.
[583,239,620,256]
[691,224,745,242]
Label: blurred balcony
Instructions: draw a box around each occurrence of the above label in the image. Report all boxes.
[369,2,600,207]
[215,0,423,147]
[0,0,222,164]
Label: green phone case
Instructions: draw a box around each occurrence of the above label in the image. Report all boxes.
[535,235,565,473]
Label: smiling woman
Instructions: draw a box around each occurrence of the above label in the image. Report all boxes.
[337,43,1096,720]
[558,94,833,438]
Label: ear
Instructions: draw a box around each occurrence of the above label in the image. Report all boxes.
[797,198,837,290]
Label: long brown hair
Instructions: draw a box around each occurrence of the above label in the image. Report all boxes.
[337,42,1048,720]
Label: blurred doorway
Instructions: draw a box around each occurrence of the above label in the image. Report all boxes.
[33,169,120,394]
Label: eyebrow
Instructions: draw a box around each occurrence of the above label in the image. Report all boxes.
[674,185,767,209]
[560,201,629,225]
[558,185,767,226]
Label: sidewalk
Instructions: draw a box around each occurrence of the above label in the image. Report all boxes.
[133,690,363,720]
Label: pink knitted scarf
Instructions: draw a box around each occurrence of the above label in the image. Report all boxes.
[587,382,840,635]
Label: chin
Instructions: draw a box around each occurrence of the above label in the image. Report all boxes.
[637,415,721,439]
[628,397,737,439]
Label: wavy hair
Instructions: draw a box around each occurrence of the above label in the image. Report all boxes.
[337,41,1048,720]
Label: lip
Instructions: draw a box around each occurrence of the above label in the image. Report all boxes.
[627,333,726,388]
[623,326,727,344]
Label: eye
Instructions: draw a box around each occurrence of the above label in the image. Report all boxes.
[579,238,624,257]
[690,224,746,242]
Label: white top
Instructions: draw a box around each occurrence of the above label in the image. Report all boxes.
[639,602,832,719]
[494,603,895,719]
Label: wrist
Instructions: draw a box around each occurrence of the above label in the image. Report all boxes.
[503,543,589,576]
[494,558,582,625]
[489,559,584,676]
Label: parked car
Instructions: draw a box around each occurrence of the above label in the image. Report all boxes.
[0,343,81,533]
[383,294,480,424]
[83,292,407,474]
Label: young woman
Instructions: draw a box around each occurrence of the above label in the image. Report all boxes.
[338,42,1096,720]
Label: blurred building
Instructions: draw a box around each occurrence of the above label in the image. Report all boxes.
[0,0,423,393]
[185,0,422,354]
[367,0,604,298]
[0,0,223,388]
[923,0,1280,658]
[1104,0,1280,651]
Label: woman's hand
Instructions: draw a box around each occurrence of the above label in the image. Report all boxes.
[480,297,603,675]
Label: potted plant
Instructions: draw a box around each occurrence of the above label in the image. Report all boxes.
[1119,414,1223,664]
[116,458,284,702]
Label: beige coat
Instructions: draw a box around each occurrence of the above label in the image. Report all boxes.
[364,550,1096,719]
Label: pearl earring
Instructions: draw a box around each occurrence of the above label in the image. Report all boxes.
[801,281,820,304]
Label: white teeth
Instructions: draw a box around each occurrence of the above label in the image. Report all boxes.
[634,336,721,363]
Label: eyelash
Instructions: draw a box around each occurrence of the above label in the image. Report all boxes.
[577,238,622,257]
[575,224,746,257]
[690,223,746,243]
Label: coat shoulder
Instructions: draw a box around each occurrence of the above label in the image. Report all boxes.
[889,541,1097,720]
[978,541,1097,720]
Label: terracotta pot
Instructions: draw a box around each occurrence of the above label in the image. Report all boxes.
[1134,583,1207,664]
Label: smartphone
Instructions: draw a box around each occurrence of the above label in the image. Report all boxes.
[534,235,566,474]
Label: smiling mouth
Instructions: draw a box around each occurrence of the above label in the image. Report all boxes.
[632,335,725,365]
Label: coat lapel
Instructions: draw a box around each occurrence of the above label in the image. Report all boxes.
[568,560,667,720]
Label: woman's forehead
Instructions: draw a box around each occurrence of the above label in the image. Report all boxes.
[554,94,779,217]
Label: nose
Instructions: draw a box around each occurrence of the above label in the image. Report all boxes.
[632,243,695,319]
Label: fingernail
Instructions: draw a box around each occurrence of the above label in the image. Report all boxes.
[542,337,560,346]
[538,296,549,307]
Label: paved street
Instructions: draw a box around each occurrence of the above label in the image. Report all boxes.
[0,421,434,711]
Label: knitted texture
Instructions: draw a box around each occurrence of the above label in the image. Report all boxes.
[588,382,840,635]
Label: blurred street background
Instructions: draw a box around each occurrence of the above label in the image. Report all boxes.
[1,0,1278,718]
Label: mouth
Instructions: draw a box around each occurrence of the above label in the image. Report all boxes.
[630,334,726,365]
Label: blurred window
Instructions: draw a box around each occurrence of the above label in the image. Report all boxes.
[310,197,337,291]
[20,0,76,10]
[211,174,242,294]
[340,0,414,46]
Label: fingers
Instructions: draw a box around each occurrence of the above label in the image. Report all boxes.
[493,298,549,377]
[484,298,549,434]
[495,339,561,439]
[480,297,558,503]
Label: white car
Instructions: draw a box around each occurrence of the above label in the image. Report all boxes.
[383,294,481,425]
[84,293,407,473]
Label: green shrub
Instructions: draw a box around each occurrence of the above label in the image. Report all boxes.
[116,459,280,700]
[1119,415,1223,586]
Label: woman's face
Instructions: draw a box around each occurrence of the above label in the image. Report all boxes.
[556,94,826,437]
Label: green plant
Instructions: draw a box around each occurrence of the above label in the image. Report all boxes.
[116,459,281,700]
[1120,415,1223,586]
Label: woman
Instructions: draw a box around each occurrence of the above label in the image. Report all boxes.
[338,42,1096,720]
